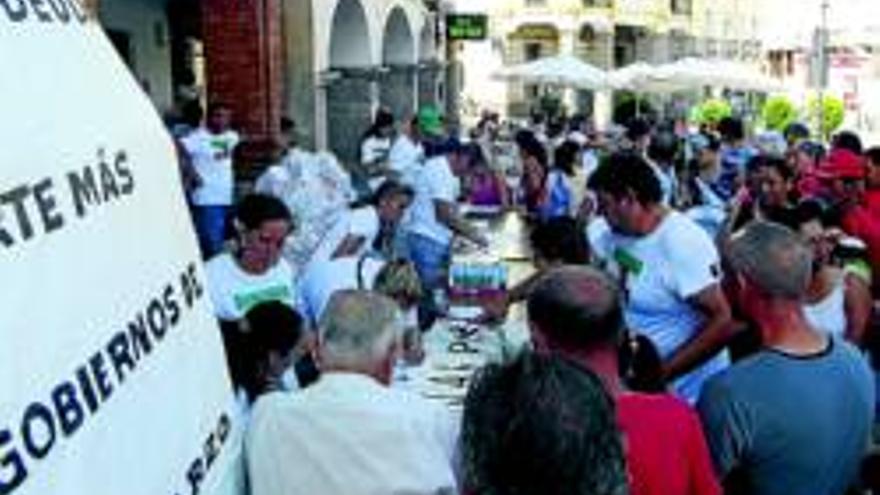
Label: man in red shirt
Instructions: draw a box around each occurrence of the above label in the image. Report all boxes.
[864,146,880,216]
[527,266,721,495]
[818,148,880,289]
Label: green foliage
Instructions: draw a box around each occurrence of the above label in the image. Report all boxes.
[807,94,845,138]
[612,92,656,125]
[538,93,564,120]
[761,96,799,132]
[693,98,732,126]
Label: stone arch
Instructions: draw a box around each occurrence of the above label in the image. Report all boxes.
[326,0,374,167]
[328,0,372,68]
[417,17,440,107]
[382,6,415,65]
[380,6,416,120]
[418,15,436,62]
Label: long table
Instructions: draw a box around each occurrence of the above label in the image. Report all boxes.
[393,210,535,412]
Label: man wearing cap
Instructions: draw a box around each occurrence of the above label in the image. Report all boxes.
[818,148,880,288]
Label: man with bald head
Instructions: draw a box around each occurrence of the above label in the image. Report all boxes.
[528,266,721,495]
[246,290,457,495]
[699,221,874,495]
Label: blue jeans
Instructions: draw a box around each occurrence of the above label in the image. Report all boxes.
[192,205,230,258]
[407,233,450,290]
[407,233,451,328]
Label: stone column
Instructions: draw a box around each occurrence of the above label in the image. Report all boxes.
[594,29,614,130]
[202,0,283,164]
[560,28,578,115]
[326,69,374,167]
[381,65,416,121]
[282,0,316,150]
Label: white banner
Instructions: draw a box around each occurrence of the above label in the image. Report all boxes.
[0,2,240,495]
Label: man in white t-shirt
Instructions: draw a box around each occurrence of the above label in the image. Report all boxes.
[246,291,457,495]
[388,115,425,188]
[308,181,414,265]
[588,152,734,404]
[180,104,240,257]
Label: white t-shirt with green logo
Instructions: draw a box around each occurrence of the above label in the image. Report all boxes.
[591,211,729,403]
[181,128,240,206]
[205,253,296,321]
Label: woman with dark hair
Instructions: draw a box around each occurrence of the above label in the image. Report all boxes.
[480,217,589,322]
[204,193,297,323]
[518,132,575,221]
[359,107,396,192]
[465,143,510,208]
[238,302,308,402]
[782,200,872,345]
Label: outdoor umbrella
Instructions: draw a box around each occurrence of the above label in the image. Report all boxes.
[492,53,609,90]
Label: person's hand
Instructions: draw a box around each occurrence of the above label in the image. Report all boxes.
[478,293,510,324]
[471,233,490,249]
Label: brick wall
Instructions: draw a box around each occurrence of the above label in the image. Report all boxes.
[202,0,283,167]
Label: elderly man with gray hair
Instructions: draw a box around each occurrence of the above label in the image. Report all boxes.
[698,221,874,495]
[246,290,457,495]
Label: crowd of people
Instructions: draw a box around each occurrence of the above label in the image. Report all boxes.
[168,98,880,494]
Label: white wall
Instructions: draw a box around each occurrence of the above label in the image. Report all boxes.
[99,0,173,114]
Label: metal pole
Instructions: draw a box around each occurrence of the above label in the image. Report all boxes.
[818,0,829,140]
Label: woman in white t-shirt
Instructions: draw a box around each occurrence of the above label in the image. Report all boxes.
[205,194,298,323]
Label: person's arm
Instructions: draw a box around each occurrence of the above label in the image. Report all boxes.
[494,171,512,208]
[663,284,734,382]
[683,405,724,495]
[696,379,752,493]
[844,272,872,346]
[329,234,367,259]
[435,199,488,247]
[174,138,201,191]
[479,270,543,322]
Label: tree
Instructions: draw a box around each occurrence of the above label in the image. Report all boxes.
[613,92,656,125]
[807,94,845,139]
[693,98,732,126]
[761,96,799,132]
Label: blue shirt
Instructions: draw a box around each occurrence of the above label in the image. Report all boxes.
[715,144,757,200]
[535,170,573,221]
[698,338,874,495]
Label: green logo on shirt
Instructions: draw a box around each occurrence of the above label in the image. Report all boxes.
[613,248,644,277]
[233,285,291,314]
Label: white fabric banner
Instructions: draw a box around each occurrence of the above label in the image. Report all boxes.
[0,3,240,495]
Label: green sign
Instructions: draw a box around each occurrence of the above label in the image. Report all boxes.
[446,14,488,41]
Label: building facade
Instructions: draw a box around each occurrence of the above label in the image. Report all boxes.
[758,0,880,136]
[91,0,444,166]
[454,0,761,123]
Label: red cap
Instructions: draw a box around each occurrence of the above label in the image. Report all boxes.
[816,149,867,180]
